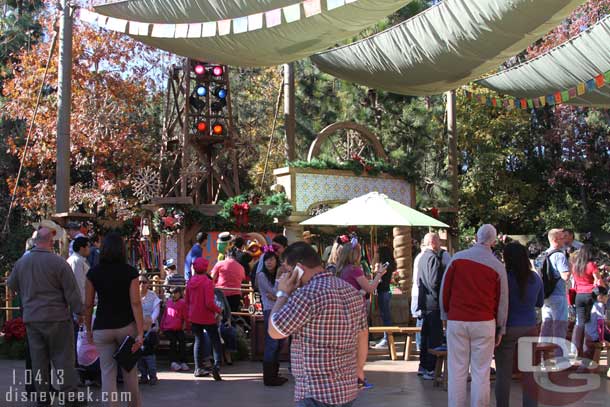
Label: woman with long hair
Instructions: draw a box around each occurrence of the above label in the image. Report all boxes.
[336,237,387,390]
[84,233,143,407]
[494,242,543,407]
[571,245,606,356]
[256,249,288,386]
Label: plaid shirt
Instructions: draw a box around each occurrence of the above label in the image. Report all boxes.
[272,271,367,405]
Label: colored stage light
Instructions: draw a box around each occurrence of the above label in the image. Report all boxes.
[195,84,207,97]
[193,63,205,75]
[211,100,226,112]
[212,66,224,77]
[212,122,225,135]
[196,121,207,133]
[189,96,206,111]
[214,88,227,99]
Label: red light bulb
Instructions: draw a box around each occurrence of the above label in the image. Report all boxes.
[212,66,224,77]
[196,121,207,132]
[212,124,224,135]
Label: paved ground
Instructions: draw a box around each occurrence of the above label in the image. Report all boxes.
[0,356,608,406]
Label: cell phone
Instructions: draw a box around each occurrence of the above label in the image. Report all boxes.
[294,265,305,281]
[382,262,390,269]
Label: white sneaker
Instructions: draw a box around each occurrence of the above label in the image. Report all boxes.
[180,363,190,371]
[422,370,436,380]
[373,340,388,349]
[170,362,181,371]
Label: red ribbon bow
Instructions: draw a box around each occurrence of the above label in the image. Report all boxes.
[232,202,250,227]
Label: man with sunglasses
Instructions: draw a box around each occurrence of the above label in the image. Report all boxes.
[268,242,366,407]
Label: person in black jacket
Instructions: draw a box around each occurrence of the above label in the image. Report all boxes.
[417,234,445,380]
[373,246,397,349]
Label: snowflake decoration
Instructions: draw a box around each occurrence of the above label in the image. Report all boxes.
[132,167,160,202]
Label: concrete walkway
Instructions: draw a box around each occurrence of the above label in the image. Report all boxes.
[0,357,608,406]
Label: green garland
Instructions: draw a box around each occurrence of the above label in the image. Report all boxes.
[288,157,412,179]
[148,192,292,234]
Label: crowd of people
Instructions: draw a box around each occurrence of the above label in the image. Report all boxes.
[5,219,610,407]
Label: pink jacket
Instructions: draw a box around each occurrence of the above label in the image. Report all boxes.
[161,298,186,331]
[185,274,221,325]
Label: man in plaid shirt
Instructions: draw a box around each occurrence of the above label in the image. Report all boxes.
[269,242,367,407]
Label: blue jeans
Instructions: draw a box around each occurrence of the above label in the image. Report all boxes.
[377,291,392,341]
[415,318,423,351]
[541,295,569,356]
[192,323,222,369]
[138,355,157,380]
[263,310,285,363]
[296,398,354,407]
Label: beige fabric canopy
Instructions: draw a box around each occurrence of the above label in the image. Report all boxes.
[310,0,586,96]
[478,16,610,107]
[95,0,299,23]
[93,0,413,66]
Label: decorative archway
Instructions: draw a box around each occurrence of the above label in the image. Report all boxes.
[307,121,388,162]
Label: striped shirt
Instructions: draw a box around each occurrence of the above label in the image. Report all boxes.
[272,271,367,405]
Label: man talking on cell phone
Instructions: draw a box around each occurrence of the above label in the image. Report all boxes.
[268,242,367,407]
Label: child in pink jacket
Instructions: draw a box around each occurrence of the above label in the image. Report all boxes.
[161,287,189,372]
[185,257,223,380]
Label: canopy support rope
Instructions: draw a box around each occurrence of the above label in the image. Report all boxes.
[260,77,284,190]
[1,25,59,237]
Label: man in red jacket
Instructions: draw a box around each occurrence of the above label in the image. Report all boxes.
[185,257,223,380]
[440,224,508,407]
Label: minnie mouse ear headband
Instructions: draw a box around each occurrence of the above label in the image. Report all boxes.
[336,234,359,248]
[262,245,275,253]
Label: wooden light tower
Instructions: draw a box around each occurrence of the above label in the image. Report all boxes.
[158,58,240,205]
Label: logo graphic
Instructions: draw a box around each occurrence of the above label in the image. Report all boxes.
[517,337,601,406]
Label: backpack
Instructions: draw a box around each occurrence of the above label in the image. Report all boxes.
[534,249,564,299]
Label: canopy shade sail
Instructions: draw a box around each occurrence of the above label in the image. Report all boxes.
[477,16,610,107]
[310,0,585,96]
[300,192,449,227]
[92,0,413,67]
[94,0,300,23]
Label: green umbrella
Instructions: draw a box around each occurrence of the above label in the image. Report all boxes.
[300,191,448,228]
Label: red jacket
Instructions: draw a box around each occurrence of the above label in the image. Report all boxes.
[185,274,221,325]
[440,243,509,335]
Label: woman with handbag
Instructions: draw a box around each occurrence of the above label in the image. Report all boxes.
[572,245,606,356]
[84,233,144,407]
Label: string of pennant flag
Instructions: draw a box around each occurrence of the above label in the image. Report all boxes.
[79,0,356,38]
[465,69,610,110]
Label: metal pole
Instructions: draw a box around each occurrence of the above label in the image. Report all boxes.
[181,58,190,197]
[446,90,458,252]
[283,63,296,161]
[56,0,73,213]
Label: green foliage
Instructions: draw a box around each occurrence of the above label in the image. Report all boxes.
[262,192,292,218]
[287,158,414,180]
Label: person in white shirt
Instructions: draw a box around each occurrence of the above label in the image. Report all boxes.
[67,237,91,305]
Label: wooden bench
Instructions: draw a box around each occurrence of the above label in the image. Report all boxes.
[368,326,421,361]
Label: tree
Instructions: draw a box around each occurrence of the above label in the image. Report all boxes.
[2,15,165,218]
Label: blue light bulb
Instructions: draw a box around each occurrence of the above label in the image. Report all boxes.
[196,85,207,97]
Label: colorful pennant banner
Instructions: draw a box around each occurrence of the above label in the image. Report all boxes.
[466,68,610,110]
[79,0,347,38]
